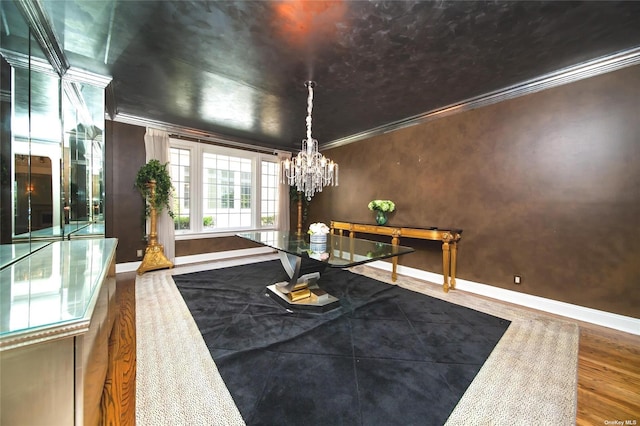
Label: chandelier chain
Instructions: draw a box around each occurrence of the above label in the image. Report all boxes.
[306,82,313,142]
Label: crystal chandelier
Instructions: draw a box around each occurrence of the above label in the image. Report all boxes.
[282,81,338,200]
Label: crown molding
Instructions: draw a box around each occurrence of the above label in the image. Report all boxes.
[64,67,112,89]
[111,113,286,155]
[0,49,56,75]
[323,46,640,150]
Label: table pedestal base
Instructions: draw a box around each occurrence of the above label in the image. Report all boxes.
[265,251,340,313]
[266,283,340,313]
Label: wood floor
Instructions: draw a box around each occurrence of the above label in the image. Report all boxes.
[102,272,137,426]
[102,270,640,425]
[576,325,640,425]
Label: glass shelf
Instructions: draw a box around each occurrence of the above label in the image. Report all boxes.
[0,238,117,347]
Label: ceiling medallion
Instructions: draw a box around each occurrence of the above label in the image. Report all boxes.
[282,81,338,200]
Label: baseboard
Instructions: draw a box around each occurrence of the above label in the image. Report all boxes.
[116,246,275,274]
[118,251,639,335]
[368,261,640,336]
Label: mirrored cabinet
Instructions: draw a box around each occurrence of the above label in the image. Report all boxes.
[0,0,110,255]
[1,3,115,424]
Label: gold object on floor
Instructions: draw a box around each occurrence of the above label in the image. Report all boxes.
[137,180,174,274]
[137,243,173,275]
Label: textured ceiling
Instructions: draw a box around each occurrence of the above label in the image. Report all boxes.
[14,1,640,150]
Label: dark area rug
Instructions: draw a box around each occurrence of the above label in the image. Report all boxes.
[173,260,511,426]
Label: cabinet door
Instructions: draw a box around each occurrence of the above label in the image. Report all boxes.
[76,279,111,425]
[1,339,75,425]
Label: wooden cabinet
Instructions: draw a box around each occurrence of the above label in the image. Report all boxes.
[0,238,118,425]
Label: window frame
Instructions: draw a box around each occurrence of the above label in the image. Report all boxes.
[169,138,280,237]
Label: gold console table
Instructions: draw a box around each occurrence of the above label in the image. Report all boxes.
[330,221,462,292]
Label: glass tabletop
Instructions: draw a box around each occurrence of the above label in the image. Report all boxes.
[237,231,414,268]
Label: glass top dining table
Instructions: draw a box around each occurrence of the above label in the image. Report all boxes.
[236,231,414,312]
[237,231,414,267]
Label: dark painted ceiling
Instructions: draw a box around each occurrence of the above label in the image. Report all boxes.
[14,1,640,150]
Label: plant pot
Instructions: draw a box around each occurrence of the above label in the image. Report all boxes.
[375,210,388,225]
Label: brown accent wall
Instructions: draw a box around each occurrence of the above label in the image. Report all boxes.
[311,65,640,318]
[105,66,639,318]
[105,121,147,263]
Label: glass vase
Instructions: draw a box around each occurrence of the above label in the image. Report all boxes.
[310,233,327,253]
[375,210,388,225]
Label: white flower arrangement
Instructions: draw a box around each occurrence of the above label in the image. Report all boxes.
[368,200,395,212]
[308,222,330,235]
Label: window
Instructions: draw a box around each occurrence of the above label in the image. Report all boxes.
[169,139,281,234]
[241,172,251,209]
[170,148,190,231]
[261,161,278,226]
[202,153,251,228]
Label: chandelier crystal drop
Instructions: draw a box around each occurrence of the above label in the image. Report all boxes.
[282,81,338,200]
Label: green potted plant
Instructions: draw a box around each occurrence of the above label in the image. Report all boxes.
[135,159,174,218]
[135,159,174,274]
[368,199,395,225]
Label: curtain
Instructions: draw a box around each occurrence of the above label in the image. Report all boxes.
[277,151,291,231]
[144,128,175,262]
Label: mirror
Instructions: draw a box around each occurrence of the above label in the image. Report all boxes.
[11,59,62,241]
[14,154,54,236]
[0,1,108,257]
[62,80,106,237]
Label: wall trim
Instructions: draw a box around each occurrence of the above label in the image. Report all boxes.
[368,261,640,336]
[117,247,639,336]
[107,47,640,155]
[323,46,640,150]
[0,49,56,75]
[111,113,285,155]
[115,246,275,274]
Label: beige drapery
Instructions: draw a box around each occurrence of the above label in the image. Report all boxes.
[276,151,291,231]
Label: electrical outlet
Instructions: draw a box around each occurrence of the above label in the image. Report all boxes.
[514,275,521,284]
[137,249,143,257]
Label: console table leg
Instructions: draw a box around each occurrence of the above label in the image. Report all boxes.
[450,242,458,290]
[391,235,399,282]
[442,241,451,292]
